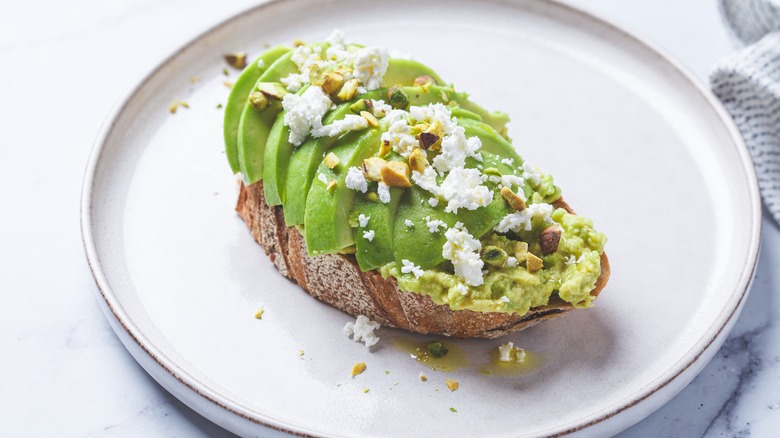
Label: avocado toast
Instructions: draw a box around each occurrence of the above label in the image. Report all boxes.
[227,31,610,338]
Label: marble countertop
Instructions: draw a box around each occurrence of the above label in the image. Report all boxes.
[1,0,778,436]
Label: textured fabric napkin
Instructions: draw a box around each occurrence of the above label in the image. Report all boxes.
[712,0,780,223]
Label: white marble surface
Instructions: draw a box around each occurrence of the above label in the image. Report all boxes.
[1,0,778,436]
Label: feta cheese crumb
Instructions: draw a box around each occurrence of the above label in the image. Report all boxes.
[257,59,265,69]
[428,197,439,207]
[440,168,493,214]
[501,157,514,166]
[432,125,482,172]
[370,99,392,118]
[345,166,368,193]
[377,182,391,203]
[357,214,370,228]
[506,256,518,267]
[282,86,333,146]
[454,283,469,296]
[317,173,328,185]
[498,342,527,363]
[363,230,375,241]
[522,162,542,186]
[411,167,441,196]
[343,315,381,348]
[499,296,510,303]
[494,203,554,233]
[312,114,368,137]
[352,47,389,91]
[401,259,424,278]
[442,226,484,286]
[404,219,414,228]
[380,115,419,157]
[425,216,447,233]
[499,175,525,194]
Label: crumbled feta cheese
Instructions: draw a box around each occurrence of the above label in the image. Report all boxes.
[352,47,389,91]
[363,230,375,241]
[454,283,469,296]
[408,103,457,134]
[404,219,414,228]
[440,168,493,214]
[499,296,510,303]
[501,157,514,166]
[425,216,447,233]
[499,175,525,194]
[377,182,391,203]
[370,99,392,118]
[343,315,381,348]
[358,213,370,228]
[401,259,424,278]
[312,114,368,137]
[411,167,441,196]
[432,126,482,172]
[345,166,368,193]
[498,342,514,362]
[494,203,554,233]
[565,255,576,265]
[380,116,418,157]
[522,162,542,186]
[442,226,484,286]
[282,86,333,146]
[257,59,265,69]
[506,256,518,267]
[317,173,328,185]
[428,197,439,207]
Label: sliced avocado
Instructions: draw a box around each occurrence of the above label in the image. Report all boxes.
[383,59,444,87]
[458,118,520,161]
[304,129,382,255]
[224,46,290,174]
[458,100,511,133]
[236,52,300,185]
[351,153,405,271]
[261,111,292,206]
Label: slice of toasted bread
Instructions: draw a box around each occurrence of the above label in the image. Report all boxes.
[236,181,610,338]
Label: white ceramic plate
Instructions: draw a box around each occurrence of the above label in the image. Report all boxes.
[81,0,761,436]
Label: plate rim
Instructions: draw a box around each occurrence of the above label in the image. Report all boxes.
[80,0,763,436]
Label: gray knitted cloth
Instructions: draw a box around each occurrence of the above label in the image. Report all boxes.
[712,0,780,223]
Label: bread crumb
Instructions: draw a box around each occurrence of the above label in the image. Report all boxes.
[445,379,459,391]
[254,306,264,319]
[419,372,427,382]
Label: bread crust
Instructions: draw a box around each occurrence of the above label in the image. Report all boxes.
[236,181,610,338]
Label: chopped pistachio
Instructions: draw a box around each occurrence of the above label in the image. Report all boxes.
[216,103,223,109]
[506,240,528,259]
[526,252,543,273]
[360,111,379,127]
[189,76,200,84]
[388,86,409,109]
[333,65,353,76]
[298,349,305,357]
[180,101,189,109]
[249,91,270,111]
[168,100,179,114]
[324,152,340,169]
[419,373,428,382]
[450,407,458,413]
[419,120,444,150]
[293,38,305,47]
[418,132,440,150]
[482,246,508,267]
[426,341,449,358]
[351,362,367,377]
[408,148,429,173]
[539,225,562,255]
[363,388,370,393]
[379,140,392,158]
[254,306,264,319]
[482,167,501,176]
[362,157,387,182]
[445,379,459,391]
[337,78,359,101]
[222,68,229,76]
[350,99,373,114]
[326,180,337,191]
[256,82,288,100]
[223,52,248,69]
[500,187,526,211]
[321,71,344,95]
[414,75,436,90]
[381,161,411,188]
[367,192,379,202]
[223,80,234,89]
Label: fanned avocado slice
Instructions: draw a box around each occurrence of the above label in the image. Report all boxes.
[459,118,521,161]
[382,59,443,86]
[224,46,290,174]
[392,153,515,270]
[236,52,299,185]
[261,108,292,206]
[304,129,382,255]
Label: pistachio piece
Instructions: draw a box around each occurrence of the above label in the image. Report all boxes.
[321,71,344,95]
[326,180,337,191]
[323,152,340,169]
[352,362,366,377]
[539,225,562,255]
[379,139,392,158]
[337,78,359,101]
[333,65,353,76]
[482,167,502,176]
[223,52,248,69]
[293,38,305,47]
[388,86,409,109]
[506,240,528,259]
[419,120,444,150]
[256,82,288,100]
[360,111,379,127]
[482,246,508,267]
[445,379,459,391]
[367,192,379,202]
[414,75,436,87]
[362,157,387,182]
[350,99,373,114]
[248,91,270,111]
[168,100,179,114]
[381,161,412,187]
[526,253,543,273]
[500,187,526,211]
[418,132,440,150]
[408,148,429,173]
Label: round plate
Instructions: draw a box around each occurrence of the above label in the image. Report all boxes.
[81,0,761,436]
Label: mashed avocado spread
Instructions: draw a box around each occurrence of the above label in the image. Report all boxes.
[224,30,607,316]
